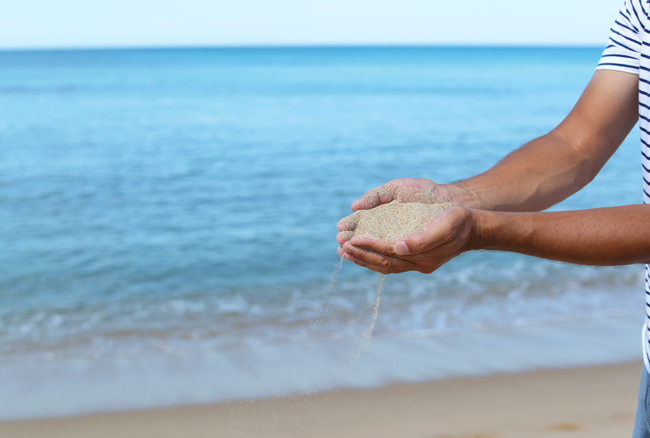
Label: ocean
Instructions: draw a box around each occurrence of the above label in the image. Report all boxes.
[0,46,645,419]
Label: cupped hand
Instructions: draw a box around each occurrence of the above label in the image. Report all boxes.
[349,178,440,212]
[337,207,482,275]
[345,178,478,213]
[336,178,480,246]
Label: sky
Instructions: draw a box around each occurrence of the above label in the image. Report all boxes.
[0,0,625,49]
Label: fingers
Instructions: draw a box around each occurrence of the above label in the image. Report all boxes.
[395,187,448,205]
[336,231,355,245]
[346,209,459,257]
[351,181,450,211]
[350,178,446,211]
[348,237,398,257]
[349,235,443,265]
[351,183,398,211]
[338,243,422,274]
[337,213,359,231]
[339,247,389,273]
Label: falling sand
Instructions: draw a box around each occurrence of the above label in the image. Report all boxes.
[347,273,384,364]
[222,188,454,433]
[309,256,344,334]
[365,274,384,342]
[316,258,383,365]
[338,186,455,362]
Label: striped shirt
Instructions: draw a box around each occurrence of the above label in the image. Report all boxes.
[596,0,650,370]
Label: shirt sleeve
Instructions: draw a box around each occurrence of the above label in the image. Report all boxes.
[596,0,643,75]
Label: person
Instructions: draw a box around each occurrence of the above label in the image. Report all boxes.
[336,1,650,436]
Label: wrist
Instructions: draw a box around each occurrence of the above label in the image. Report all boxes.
[439,182,488,210]
[474,209,538,254]
[470,209,500,251]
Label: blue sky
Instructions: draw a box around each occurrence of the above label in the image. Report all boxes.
[0,0,624,49]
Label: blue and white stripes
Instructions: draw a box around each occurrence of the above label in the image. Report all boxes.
[597,0,643,74]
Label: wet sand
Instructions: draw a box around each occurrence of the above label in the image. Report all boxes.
[0,361,641,438]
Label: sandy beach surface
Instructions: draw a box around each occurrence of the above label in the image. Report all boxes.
[0,361,641,438]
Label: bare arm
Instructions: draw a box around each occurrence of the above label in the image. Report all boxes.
[338,69,648,274]
[452,69,639,211]
[478,205,650,265]
[342,69,639,216]
[339,203,650,274]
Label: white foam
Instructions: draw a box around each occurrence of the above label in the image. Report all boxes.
[0,313,642,421]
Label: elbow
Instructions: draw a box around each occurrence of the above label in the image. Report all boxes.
[549,128,609,188]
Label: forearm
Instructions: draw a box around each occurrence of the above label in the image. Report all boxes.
[451,130,594,212]
[476,205,650,266]
[339,72,641,274]
[443,70,638,213]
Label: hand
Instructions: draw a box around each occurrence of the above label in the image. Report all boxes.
[337,207,481,275]
[347,178,478,213]
[336,178,480,247]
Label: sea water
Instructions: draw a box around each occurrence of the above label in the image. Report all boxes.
[0,47,645,419]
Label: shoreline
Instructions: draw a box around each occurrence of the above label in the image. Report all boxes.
[0,313,643,422]
[0,361,642,437]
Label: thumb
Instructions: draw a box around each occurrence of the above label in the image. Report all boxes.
[394,240,411,255]
[393,213,451,255]
[394,232,432,255]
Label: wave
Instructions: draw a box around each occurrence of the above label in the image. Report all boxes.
[0,259,642,365]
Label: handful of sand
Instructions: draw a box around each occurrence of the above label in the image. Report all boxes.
[339,197,455,244]
[333,187,454,355]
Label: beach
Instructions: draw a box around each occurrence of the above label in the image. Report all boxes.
[1,47,647,431]
[0,361,640,438]
[2,0,644,432]
[0,314,644,433]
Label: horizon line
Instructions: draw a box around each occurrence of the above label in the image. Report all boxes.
[0,43,606,53]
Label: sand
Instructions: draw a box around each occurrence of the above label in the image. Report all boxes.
[353,200,454,242]
[335,188,453,362]
[339,185,455,243]
[349,273,384,364]
[0,361,640,438]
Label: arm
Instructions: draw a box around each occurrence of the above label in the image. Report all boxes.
[338,69,645,274]
[479,206,650,266]
[452,69,639,212]
[340,69,638,216]
[340,205,650,275]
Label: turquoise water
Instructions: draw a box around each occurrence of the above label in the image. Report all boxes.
[0,47,644,367]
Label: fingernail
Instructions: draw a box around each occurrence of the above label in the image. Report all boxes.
[395,241,409,255]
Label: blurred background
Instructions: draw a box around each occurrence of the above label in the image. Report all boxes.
[0,0,644,423]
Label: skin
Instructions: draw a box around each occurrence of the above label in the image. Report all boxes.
[336,69,648,275]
